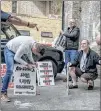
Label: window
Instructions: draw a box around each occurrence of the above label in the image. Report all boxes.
[41,31,53,38]
[18,30,30,36]
[12,1,17,13]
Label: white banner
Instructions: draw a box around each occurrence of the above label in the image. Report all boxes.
[14,64,36,96]
[37,61,55,86]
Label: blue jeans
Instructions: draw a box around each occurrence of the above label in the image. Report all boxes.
[1,47,15,93]
[65,50,78,80]
[65,50,78,65]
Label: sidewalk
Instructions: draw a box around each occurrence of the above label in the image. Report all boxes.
[1,75,100,111]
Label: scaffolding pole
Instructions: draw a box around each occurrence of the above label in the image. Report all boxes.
[66,62,70,95]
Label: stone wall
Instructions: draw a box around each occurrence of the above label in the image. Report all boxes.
[1,1,62,44]
[64,1,100,43]
[15,16,62,43]
[17,1,46,17]
[80,1,100,42]
[1,1,100,45]
[1,1,12,12]
[64,1,73,31]
[1,1,49,16]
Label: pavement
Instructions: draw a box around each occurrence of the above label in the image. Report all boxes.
[1,74,100,111]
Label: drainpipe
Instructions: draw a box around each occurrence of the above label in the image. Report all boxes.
[62,1,65,31]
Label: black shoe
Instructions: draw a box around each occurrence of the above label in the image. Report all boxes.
[69,85,78,89]
[88,81,94,90]
[76,77,78,82]
[88,85,94,90]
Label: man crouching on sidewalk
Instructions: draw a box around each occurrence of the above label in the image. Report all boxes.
[69,39,101,90]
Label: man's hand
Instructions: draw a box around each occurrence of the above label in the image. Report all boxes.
[60,30,64,35]
[28,23,37,28]
[26,64,33,69]
[28,23,39,31]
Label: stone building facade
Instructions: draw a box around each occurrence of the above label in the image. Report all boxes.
[1,1,62,43]
[64,1,100,43]
[1,1,61,17]
[1,1,100,44]
[1,1,47,16]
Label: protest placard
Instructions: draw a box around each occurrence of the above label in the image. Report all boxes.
[0,64,14,88]
[37,61,55,86]
[14,64,36,96]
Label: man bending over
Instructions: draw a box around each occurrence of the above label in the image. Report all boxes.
[1,36,42,102]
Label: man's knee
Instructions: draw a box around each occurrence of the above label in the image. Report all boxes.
[6,69,13,76]
[81,77,87,83]
[69,67,75,75]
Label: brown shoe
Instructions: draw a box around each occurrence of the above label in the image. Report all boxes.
[1,92,11,102]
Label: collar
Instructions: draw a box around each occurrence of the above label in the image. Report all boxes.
[81,48,91,57]
[68,26,76,30]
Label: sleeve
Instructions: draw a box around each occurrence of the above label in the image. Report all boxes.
[94,52,100,65]
[1,10,11,22]
[27,51,35,64]
[14,44,28,65]
[63,28,80,40]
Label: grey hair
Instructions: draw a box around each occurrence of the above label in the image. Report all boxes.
[80,39,90,45]
[34,43,44,53]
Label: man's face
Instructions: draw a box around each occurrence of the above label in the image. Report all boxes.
[96,35,101,45]
[80,40,89,51]
[32,46,41,56]
[69,20,76,28]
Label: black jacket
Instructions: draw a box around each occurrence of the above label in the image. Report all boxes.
[70,48,100,74]
[63,26,80,50]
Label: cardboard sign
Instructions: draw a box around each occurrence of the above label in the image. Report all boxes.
[52,35,66,52]
[37,61,55,86]
[14,64,36,96]
[0,64,14,88]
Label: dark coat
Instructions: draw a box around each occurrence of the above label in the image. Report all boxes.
[70,48,100,75]
[63,26,80,50]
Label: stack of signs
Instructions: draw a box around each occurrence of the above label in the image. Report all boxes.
[0,64,14,88]
[37,61,55,86]
[14,64,36,96]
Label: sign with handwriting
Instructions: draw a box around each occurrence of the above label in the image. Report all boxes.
[14,64,36,96]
